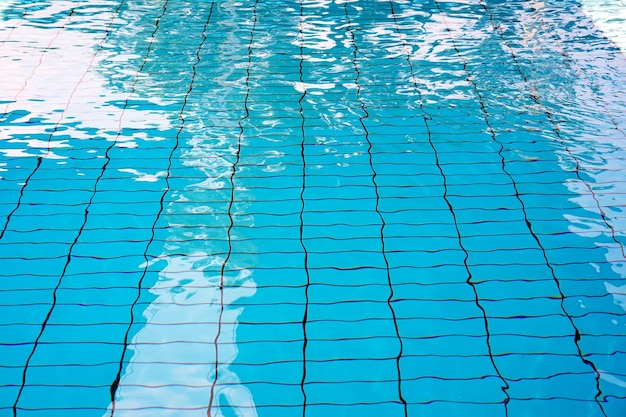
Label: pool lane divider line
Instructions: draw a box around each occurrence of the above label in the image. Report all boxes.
[344,3,408,415]
[437,0,610,414]
[432,1,517,413]
[105,0,179,415]
[10,1,130,415]
[297,2,311,415]
[0,2,86,241]
[479,1,613,413]
[0,0,124,241]
[92,1,215,416]
[387,0,512,412]
[207,0,257,416]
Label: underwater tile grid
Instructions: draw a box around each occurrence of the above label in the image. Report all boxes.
[1,0,626,416]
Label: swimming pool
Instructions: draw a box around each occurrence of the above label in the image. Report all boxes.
[1,0,625,415]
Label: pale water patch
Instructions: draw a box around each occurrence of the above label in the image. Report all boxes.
[580,0,626,52]
[106,254,258,417]
[0,1,174,147]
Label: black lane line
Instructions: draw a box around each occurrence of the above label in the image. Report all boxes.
[108,2,216,416]
[297,2,310,416]
[389,1,512,414]
[0,3,82,241]
[480,1,613,414]
[425,115,512,415]
[343,3,408,415]
[10,1,129,416]
[107,1,181,415]
[435,0,611,415]
[206,1,257,416]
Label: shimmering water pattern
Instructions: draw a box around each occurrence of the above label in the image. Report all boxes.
[1,0,626,416]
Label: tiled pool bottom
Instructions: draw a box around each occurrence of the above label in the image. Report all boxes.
[1,0,626,416]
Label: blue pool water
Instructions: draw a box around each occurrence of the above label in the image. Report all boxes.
[1,0,626,416]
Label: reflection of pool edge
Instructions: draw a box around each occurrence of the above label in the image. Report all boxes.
[580,0,626,54]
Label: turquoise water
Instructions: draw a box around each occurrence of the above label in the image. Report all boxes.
[1,0,626,416]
